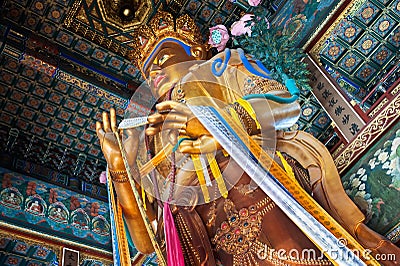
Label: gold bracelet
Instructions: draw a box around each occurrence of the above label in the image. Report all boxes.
[108,169,129,183]
[109,168,140,183]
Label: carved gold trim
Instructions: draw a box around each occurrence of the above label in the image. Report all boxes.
[391,83,400,95]
[0,221,112,257]
[80,251,113,265]
[385,222,400,243]
[334,88,400,173]
[64,0,83,28]
[309,0,368,63]
[97,0,152,32]
[64,0,136,58]
[68,20,129,58]
[303,0,346,49]
[56,71,128,108]
[332,143,345,158]
[66,0,152,32]
[368,98,389,118]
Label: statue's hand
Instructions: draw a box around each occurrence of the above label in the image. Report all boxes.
[96,108,139,171]
[145,101,221,153]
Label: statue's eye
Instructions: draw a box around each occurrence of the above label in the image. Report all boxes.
[158,54,171,65]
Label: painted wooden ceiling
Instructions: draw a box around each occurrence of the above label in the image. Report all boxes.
[0,0,374,203]
[0,235,109,265]
[0,0,286,201]
[0,236,58,266]
[319,0,399,108]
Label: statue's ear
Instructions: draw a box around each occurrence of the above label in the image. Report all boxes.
[190,44,210,60]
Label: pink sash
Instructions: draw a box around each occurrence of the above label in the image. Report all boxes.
[163,202,185,265]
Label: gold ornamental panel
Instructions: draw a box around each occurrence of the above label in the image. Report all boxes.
[98,0,153,31]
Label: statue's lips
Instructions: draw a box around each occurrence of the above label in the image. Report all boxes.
[153,75,165,89]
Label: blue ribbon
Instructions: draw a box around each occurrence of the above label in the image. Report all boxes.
[173,137,195,152]
[238,48,270,79]
[211,48,231,77]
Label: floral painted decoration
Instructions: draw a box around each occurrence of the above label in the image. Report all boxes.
[208,25,230,52]
[231,14,255,36]
[229,0,261,7]
[208,4,309,91]
[99,171,107,184]
[248,0,261,6]
[341,125,400,234]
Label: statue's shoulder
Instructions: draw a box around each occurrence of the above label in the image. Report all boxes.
[208,49,274,83]
[205,48,257,69]
[199,49,268,85]
[177,49,278,100]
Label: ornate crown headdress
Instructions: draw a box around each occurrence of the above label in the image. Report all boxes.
[129,11,203,72]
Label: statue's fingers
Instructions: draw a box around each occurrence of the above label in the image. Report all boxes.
[147,113,164,124]
[171,103,193,117]
[156,101,192,117]
[145,124,162,136]
[155,101,178,112]
[159,121,186,131]
[179,136,220,154]
[110,108,117,132]
[148,113,188,128]
[96,121,105,138]
[178,139,196,153]
[164,113,187,123]
[102,112,112,132]
[200,136,221,152]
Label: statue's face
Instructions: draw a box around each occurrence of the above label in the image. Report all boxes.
[142,41,197,99]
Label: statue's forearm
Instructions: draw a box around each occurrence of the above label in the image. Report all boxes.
[224,71,301,134]
[226,92,300,135]
[111,171,156,254]
[248,93,301,131]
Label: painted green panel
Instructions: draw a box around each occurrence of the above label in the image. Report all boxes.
[0,168,112,251]
[341,122,400,240]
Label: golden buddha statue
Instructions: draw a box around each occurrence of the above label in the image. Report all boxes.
[96,11,399,265]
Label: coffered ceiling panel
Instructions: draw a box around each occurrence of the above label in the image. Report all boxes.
[319,0,399,105]
[0,0,287,200]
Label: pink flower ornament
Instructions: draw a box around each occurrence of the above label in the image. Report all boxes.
[99,171,107,184]
[208,25,230,52]
[248,0,261,6]
[231,14,254,36]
